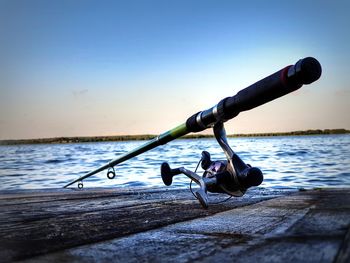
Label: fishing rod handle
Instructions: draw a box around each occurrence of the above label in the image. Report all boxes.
[186,57,322,132]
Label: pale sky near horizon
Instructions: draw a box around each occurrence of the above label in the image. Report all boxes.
[1,0,349,140]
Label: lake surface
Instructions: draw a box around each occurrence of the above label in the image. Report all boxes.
[0,135,349,190]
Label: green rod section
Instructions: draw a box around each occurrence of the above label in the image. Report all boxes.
[63,123,188,188]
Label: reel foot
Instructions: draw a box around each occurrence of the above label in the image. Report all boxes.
[195,188,209,209]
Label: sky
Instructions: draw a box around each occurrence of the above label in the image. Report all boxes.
[0,0,349,139]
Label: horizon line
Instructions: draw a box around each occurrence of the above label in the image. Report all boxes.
[1,129,349,145]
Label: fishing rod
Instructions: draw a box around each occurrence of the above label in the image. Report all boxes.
[64,57,322,208]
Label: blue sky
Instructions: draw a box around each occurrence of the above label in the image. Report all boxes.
[1,0,349,139]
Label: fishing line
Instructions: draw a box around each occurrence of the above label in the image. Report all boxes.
[189,158,233,204]
[189,158,202,199]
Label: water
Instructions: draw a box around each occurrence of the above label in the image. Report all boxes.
[0,135,349,190]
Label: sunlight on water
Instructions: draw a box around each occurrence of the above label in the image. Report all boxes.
[0,135,349,190]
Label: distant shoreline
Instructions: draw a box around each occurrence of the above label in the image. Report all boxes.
[0,129,349,145]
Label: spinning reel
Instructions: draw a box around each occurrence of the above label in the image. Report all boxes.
[161,122,263,208]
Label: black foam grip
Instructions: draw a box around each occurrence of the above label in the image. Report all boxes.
[224,66,292,116]
[185,57,321,132]
[224,57,321,117]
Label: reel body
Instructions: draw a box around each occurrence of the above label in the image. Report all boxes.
[161,122,263,208]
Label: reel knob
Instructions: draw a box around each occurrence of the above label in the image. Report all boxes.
[239,167,263,188]
[160,162,182,186]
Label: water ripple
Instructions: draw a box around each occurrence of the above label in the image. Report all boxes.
[0,135,349,190]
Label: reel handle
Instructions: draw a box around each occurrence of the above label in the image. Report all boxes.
[161,162,210,208]
[161,162,181,186]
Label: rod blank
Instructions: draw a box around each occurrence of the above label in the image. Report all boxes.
[64,57,321,188]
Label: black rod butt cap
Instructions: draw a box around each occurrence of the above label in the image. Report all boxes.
[289,57,322,85]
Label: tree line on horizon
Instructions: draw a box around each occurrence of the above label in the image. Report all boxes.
[0,129,349,145]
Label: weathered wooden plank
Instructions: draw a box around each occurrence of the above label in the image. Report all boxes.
[20,188,350,263]
[0,187,289,262]
[335,226,350,263]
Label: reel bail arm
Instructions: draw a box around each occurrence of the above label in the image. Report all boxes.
[213,122,263,195]
[161,163,217,208]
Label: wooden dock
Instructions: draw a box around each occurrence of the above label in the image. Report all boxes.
[0,187,349,262]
